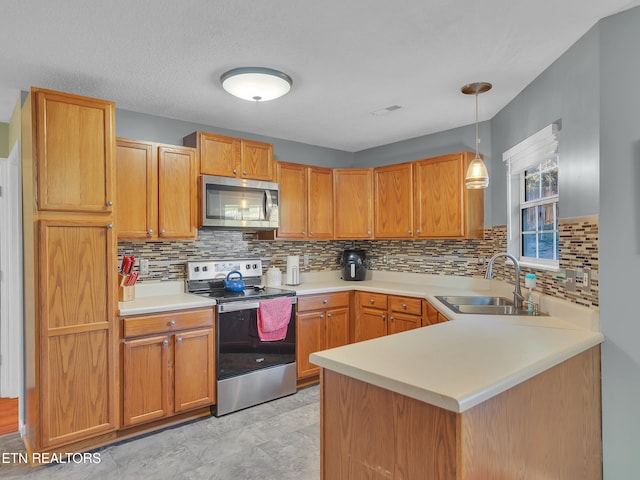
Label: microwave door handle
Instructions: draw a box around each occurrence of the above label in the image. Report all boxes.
[264,190,273,220]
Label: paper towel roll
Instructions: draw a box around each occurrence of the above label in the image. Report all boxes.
[286,255,300,285]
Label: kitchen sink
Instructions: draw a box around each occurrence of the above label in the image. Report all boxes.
[437,295,513,306]
[435,295,545,316]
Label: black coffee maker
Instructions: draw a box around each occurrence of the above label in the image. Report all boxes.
[341,249,366,281]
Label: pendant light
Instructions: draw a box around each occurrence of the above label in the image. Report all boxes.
[221,67,293,102]
[461,82,492,189]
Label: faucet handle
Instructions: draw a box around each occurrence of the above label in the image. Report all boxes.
[522,300,539,315]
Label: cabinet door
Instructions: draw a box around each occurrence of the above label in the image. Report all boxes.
[197,132,241,177]
[334,168,374,239]
[241,140,274,181]
[423,301,448,326]
[388,312,421,335]
[297,310,325,378]
[355,307,387,342]
[308,166,334,239]
[414,154,465,238]
[325,307,350,349]
[122,335,171,427]
[276,162,308,239]
[374,162,414,238]
[116,139,157,239]
[158,145,197,239]
[174,328,215,412]
[34,89,115,213]
[38,219,117,447]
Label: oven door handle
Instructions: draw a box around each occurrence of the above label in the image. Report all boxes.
[217,296,296,313]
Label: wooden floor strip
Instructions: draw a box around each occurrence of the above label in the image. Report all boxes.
[0,397,19,435]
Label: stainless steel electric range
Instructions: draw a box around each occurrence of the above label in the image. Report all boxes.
[186,259,297,416]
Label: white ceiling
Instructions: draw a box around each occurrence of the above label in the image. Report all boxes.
[1,0,639,151]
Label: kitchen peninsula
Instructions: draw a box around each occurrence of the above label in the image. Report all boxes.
[301,271,603,479]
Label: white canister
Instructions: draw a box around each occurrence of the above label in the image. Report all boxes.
[266,267,282,287]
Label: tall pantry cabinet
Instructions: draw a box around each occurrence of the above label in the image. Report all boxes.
[21,88,118,455]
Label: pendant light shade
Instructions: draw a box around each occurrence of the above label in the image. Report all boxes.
[221,67,293,102]
[461,82,492,189]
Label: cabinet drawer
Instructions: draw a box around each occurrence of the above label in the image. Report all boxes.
[123,308,214,338]
[298,292,350,312]
[357,292,388,310]
[388,296,422,316]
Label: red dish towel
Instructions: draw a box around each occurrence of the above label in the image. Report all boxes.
[257,297,293,341]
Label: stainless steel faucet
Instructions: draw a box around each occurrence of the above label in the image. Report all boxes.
[484,253,525,309]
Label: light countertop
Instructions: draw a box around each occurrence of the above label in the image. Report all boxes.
[293,270,604,413]
[118,281,216,316]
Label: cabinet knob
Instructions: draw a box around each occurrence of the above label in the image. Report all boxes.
[402,304,407,309]
[160,230,166,235]
[310,231,314,236]
[147,229,153,235]
[320,313,325,319]
[302,231,306,236]
[323,299,329,304]
[382,314,386,321]
[170,320,176,326]
[407,230,412,235]
[369,299,375,304]
[327,313,332,318]
[106,200,113,206]
[416,229,421,234]
[233,168,237,174]
[177,337,183,343]
[243,170,247,175]
[390,316,394,321]
[163,340,169,346]
[107,224,113,229]
[367,230,372,235]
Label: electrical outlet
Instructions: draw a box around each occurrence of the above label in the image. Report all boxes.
[140,259,149,275]
[583,269,591,291]
[565,269,576,292]
[383,254,388,264]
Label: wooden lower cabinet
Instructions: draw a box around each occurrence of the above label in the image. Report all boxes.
[297,292,351,379]
[120,308,215,428]
[320,346,602,479]
[423,299,448,326]
[354,292,422,342]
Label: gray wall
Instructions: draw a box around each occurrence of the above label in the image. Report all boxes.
[599,7,640,479]
[490,25,600,225]
[116,109,354,169]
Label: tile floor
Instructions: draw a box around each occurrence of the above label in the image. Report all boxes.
[0,385,320,480]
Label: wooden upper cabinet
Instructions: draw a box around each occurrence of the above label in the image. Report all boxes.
[413,152,484,239]
[116,139,197,240]
[374,162,414,238]
[33,88,115,213]
[116,139,156,239]
[307,166,334,239]
[183,131,274,181]
[334,168,374,239]
[157,145,197,239]
[241,139,274,181]
[275,162,334,240]
[276,162,308,239]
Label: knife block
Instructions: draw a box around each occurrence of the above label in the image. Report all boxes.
[118,274,135,302]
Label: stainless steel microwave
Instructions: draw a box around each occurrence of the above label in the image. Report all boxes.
[201,175,280,230]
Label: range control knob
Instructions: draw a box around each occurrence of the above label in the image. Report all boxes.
[194,266,200,272]
[202,266,208,272]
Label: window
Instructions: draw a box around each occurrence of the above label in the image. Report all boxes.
[504,123,560,270]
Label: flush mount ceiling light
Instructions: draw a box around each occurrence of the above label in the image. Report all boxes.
[220,67,293,102]
[461,81,492,189]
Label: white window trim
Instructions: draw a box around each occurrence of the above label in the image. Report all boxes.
[503,122,560,271]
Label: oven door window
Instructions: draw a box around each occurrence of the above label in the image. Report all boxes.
[217,308,295,380]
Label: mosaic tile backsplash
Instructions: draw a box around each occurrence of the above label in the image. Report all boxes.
[118,215,599,308]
